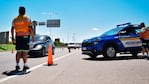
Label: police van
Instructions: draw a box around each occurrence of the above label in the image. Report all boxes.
[82,23,142,58]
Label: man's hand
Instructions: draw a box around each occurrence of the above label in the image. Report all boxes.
[12,39,16,45]
[32,36,35,42]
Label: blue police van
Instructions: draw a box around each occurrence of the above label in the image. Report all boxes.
[82,23,142,58]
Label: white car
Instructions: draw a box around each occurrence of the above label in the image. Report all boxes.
[67,43,81,49]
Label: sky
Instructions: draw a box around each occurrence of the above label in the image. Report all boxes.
[0,0,149,43]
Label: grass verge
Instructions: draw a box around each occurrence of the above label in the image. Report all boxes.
[0,44,15,52]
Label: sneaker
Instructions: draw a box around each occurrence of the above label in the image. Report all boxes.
[15,66,20,71]
[23,66,30,71]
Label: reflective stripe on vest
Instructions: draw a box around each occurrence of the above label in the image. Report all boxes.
[140,30,149,39]
[13,16,31,36]
[16,32,31,36]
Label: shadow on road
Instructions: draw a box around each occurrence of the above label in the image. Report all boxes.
[2,70,30,76]
[43,64,58,66]
[83,55,147,61]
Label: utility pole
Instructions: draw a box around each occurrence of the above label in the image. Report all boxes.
[67,32,69,43]
[73,33,75,43]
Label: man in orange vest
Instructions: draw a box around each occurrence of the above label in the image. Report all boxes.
[140,22,149,59]
[11,6,34,71]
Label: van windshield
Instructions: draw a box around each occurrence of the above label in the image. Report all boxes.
[101,27,123,36]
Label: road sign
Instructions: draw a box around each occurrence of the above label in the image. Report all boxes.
[38,22,46,26]
[47,19,60,27]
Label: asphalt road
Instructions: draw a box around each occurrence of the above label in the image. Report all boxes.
[0,48,149,84]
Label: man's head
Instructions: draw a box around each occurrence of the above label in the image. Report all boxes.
[19,6,25,15]
[140,22,145,28]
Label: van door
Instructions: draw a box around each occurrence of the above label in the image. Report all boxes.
[119,27,141,48]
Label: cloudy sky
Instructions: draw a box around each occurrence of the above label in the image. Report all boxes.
[0,0,149,43]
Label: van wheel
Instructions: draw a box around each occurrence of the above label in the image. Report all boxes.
[103,46,116,58]
[89,54,97,58]
[131,52,138,57]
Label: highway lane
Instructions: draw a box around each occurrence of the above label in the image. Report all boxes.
[1,49,149,84]
[0,48,69,79]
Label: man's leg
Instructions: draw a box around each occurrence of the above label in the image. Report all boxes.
[22,51,29,70]
[22,36,30,70]
[145,48,149,59]
[15,51,22,71]
[145,48,149,55]
[142,41,146,56]
[147,41,149,58]
[142,48,145,56]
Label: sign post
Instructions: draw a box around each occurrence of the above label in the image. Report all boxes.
[46,19,60,37]
[32,19,60,37]
[32,21,37,35]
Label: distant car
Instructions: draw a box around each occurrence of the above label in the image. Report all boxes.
[28,35,55,57]
[82,23,142,58]
[67,43,81,49]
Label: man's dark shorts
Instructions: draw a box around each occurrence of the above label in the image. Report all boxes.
[16,36,30,52]
[141,39,149,48]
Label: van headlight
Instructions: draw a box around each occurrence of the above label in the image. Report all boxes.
[93,37,101,45]
[93,41,98,45]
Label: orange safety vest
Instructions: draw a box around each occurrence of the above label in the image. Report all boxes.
[140,30,149,39]
[13,15,31,36]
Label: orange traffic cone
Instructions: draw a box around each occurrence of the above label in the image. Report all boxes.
[48,45,53,65]
[12,47,14,53]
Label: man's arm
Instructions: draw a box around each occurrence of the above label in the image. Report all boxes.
[11,26,16,44]
[29,26,35,42]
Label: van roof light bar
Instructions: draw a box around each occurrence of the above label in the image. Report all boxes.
[117,22,131,27]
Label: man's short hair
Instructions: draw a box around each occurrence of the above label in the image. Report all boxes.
[140,22,145,28]
[19,6,25,15]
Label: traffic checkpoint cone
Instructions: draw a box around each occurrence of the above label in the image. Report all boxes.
[47,45,53,66]
[12,47,14,53]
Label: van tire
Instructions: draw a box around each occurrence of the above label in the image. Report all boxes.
[103,45,116,58]
[131,52,138,57]
[89,53,97,58]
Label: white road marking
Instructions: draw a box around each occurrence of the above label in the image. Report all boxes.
[0,51,79,83]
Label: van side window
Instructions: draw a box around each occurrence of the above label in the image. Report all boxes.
[120,27,139,35]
